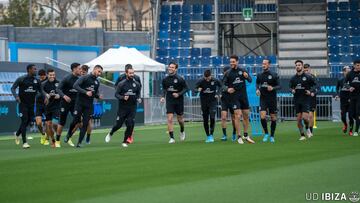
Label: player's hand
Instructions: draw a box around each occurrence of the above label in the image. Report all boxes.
[243,72,249,78]
[16,96,21,103]
[215,95,219,99]
[160,97,165,103]
[63,95,71,103]
[267,86,273,91]
[46,94,51,99]
[349,87,355,92]
[256,89,261,96]
[172,93,179,98]
[310,92,315,97]
[137,98,142,103]
[44,98,49,105]
[198,88,202,92]
[124,95,129,101]
[305,90,311,95]
[55,94,60,99]
[227,88,235,94]
[291,89,296,94]
[86,91,93,97]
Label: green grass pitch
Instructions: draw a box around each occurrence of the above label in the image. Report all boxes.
[0,121,359,203]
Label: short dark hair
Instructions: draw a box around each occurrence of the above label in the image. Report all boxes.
[204,69,211,77]
[70,63,80,71]
[26,64,35,72]
[168,62,178,69]
[295,60,303,65]
[38,69,46,76]
[230,55,238,61]
[47,68,55,74]
[81,65,89,72]
[353,59,360,65]
[94,64,103,70]
[125,64,133,72]
[304,64,310,68]
[263,58,271,64]
[223,66,230,73]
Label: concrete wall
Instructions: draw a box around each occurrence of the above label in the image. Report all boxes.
[0,25,150,52]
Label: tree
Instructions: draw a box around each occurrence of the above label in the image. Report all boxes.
[36,0,76,27]
[70,0,97,28]
[1,0,50,27]
[127,0,150,31]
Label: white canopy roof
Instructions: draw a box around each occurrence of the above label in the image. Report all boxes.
[86,46,166,72]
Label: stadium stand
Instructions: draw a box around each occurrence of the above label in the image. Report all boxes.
[0,72,26,101]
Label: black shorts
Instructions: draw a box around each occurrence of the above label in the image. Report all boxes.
[59,101,75,126]
[259,97,277,114]
[201,101,217,116]
[45,109,60,121]
[19,103,35,122]
[349,97,360,119]
[294,100,310,114]
[221,96,238,113]
[166,100,184,115]
[309,96,317,112]
[340,98,351,113]
[238,95,250,110]
[117,106,137,121]
[35,103,45,117]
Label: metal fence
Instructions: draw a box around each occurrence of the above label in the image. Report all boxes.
[144,95,334,124]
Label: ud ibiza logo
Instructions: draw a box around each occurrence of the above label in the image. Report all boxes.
[174,79,178,83]
[349,192,360,203]
[302,77,307,81]
[268,75,272,80]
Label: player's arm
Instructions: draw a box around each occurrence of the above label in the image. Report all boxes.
[289,77,296,93]
[161,78,167,98]
[194,78,203,93]
[115,81,126,100]
[215,79,223,96]
[94,79,100,99]
[178,77,189,96]
[135,75,142,89]
[73,76,88,95]
[11,76,22,102]
[272,73,281,90]
[244,70,252,83]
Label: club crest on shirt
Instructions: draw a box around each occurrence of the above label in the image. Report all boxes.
[55,83,59,87]
[132,83,136,87]
[302,77,307,81]
[33,79,38,84]
[61,108,65,112]
[211,81,214,85]
[268,75,272,80]
[74,110,78,115]
[238,71,243,75]
[174,79,178,83]
[95,80,98,85]
[19,113,23,117]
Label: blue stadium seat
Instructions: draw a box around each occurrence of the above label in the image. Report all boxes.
[337,19,350,28]
[172,5,181,14]
[341,55,352,63]
[329,54,340,63]
[328,36,338,46]
[350,0,359,10]
[255,56,264,65]
[329,45,340,54]
[192,4,203,21]
[191,48,201,57]
[328,1,337,11]
[201,57,211,67]
[170,30,179,39]
[328,27,340,36]
[327,11,337,20]
[339,36,350,46]
[267,55,277,64]
[170,39,179,47]
[156,56,167,64]
[352,46,360,54]
[159,30,169,39]
[169,49,179,58]
[157,48,168,57]
[160,13,170,22]
[159,21,169,30]
[338,1,349,11]
[190,57,200,66]
[222,56,230,65]
[178,57,189,67]
[201,48,211,57]
[181,18,191,30]
[351,36,360,45]
[162,5,170,13]
[180,39,191,47]
[351,27,360,35]
[170,21,180,31]
[327,19,337,28]
[238,56,244,64]
[339,28,350,36]
[179,48,190,57]
[351,18,360,27]
[203,4,212,21]
[182,4,191,14]
[245,55,255,65]
[211,56,222,67]
[182,13,191,23]
[339,11,350,19]
[180,30,190,39]
[340,46,351,54]
[158,39,168,48]
[192,4,202,13]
